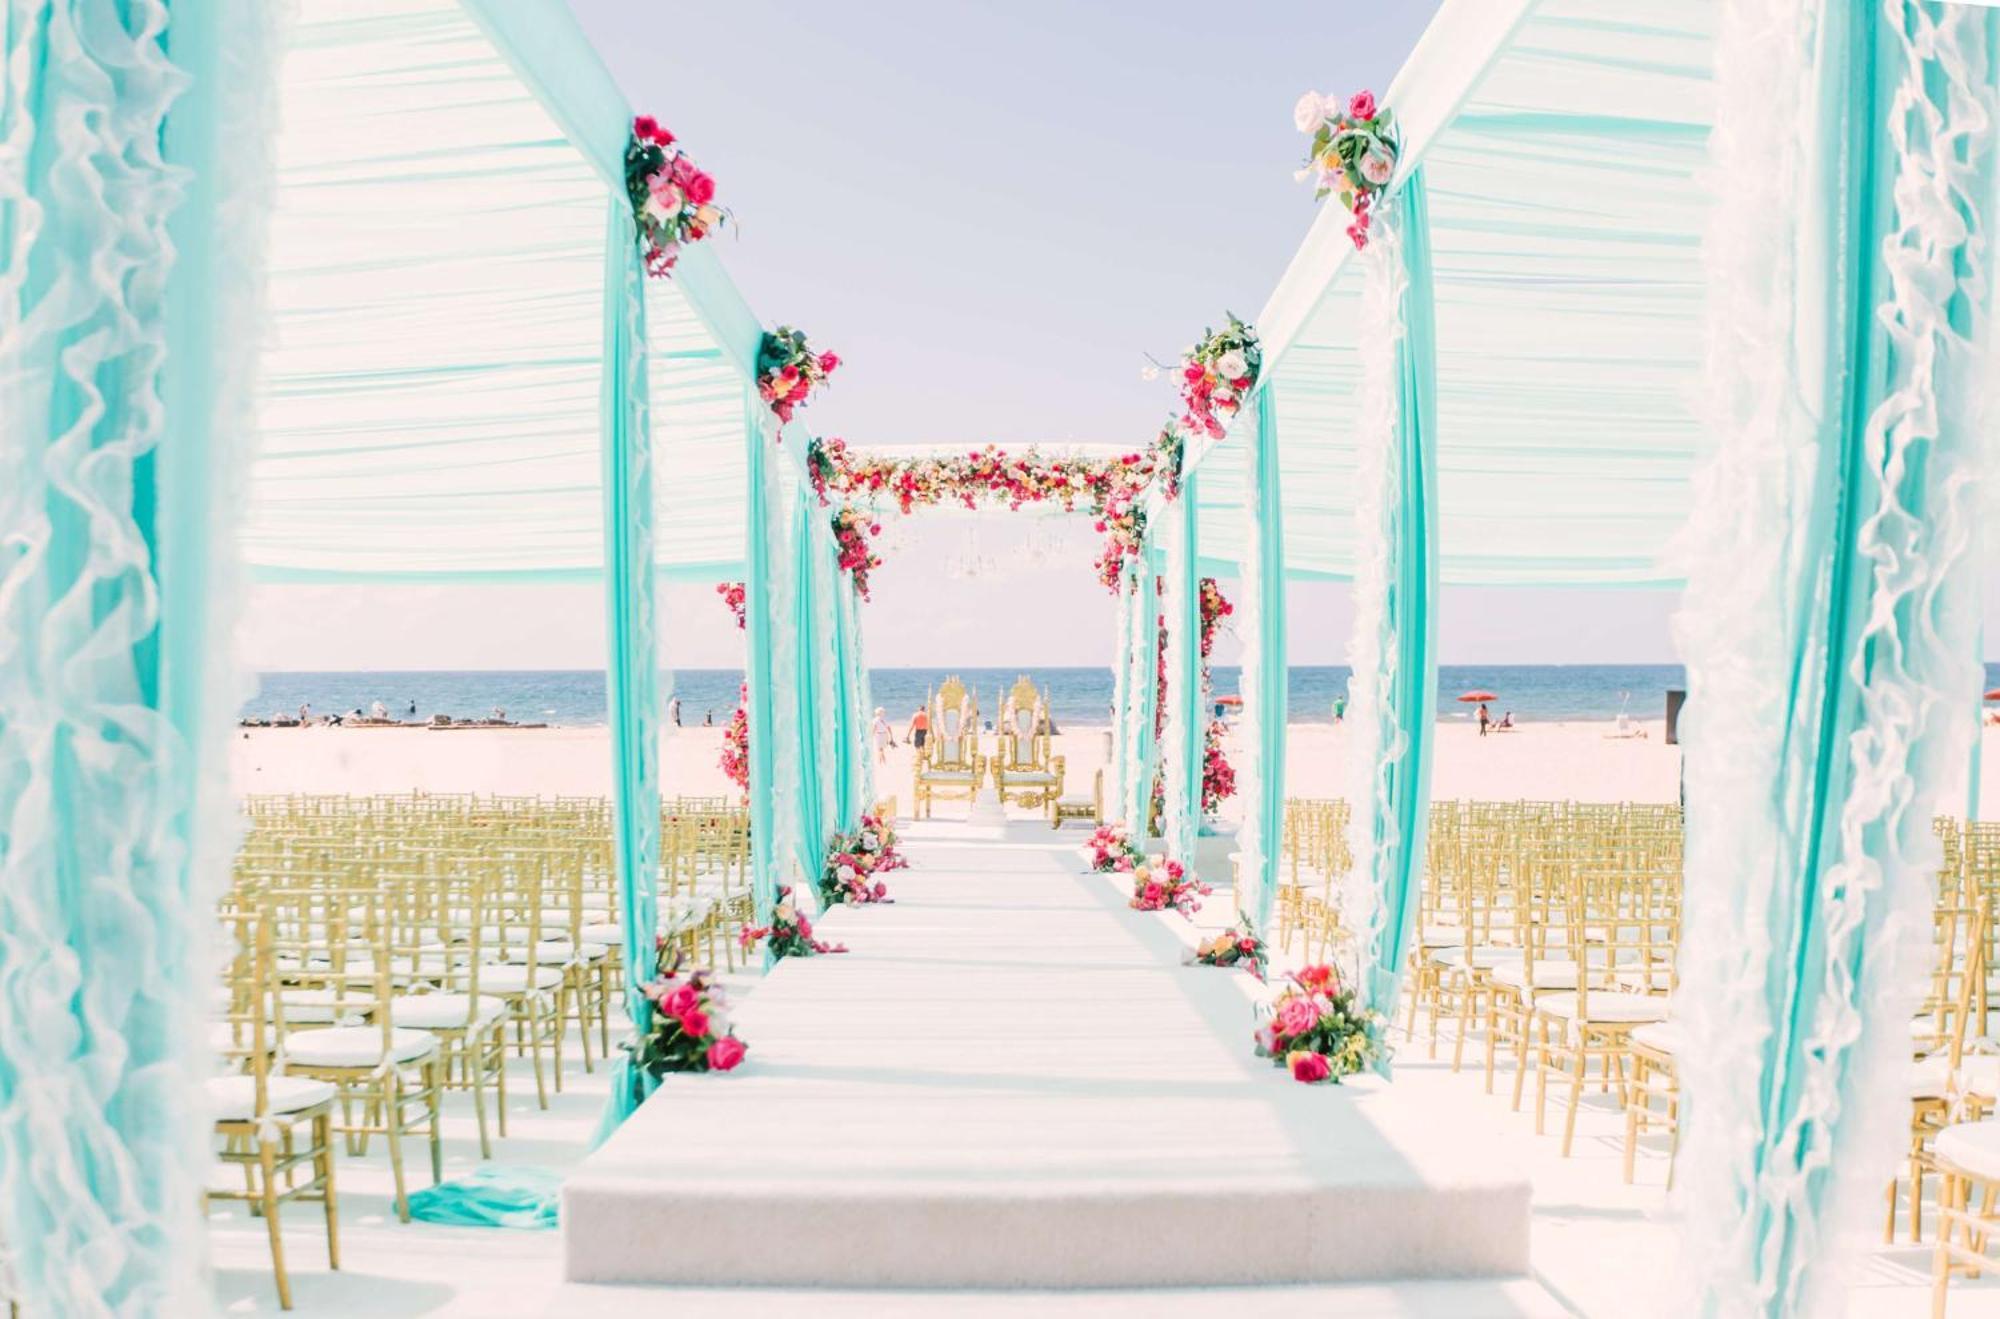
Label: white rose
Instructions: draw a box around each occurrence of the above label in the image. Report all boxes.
[1360,150,1394,186]
[1293,90,1326,133]
[1216,349,1248,380]
[838,864,857,882]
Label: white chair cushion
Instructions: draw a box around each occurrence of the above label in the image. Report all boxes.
[1432,944,1515,970]
[580,922,622,946]
[390,993,507,1031]
[1628,1021,1684,1056]
[478,963,565,993]
[1492,959,1579,991]
[207,1074,335,1121]
[1937,1120,2000,1182]
[1538,991,1670,1024]
[1911,1054,2000,1101]
[1419,925,1464,948]
[284,1025,438,1068]
[1003,771,1057,784]
[277,988,370,1025]
[919,770,975,783]
[503,936,577,965]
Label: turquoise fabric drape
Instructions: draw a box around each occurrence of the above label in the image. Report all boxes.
[593,203,662,1137]
[1119,552,1158,832]
[1249,388,1288,936]
[0,3,279,1309]
[1165,475,1203,865]
[1673,4,1996,1309]
[790,496,825,879]
[831,558,864,830]
[1350,176,1440,1029]
[742,395,781,933]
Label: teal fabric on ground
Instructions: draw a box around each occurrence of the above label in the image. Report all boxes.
[592,199,663,1138]
[1360,176,1440,1039]
[407,1167,562,1230]
[1247,387,1288,937]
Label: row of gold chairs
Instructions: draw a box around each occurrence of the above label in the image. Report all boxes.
[217,792,750,1309]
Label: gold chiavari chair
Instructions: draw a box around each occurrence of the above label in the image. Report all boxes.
[1529,860,1677,1157]
[208,908,339,1309]
[1894,897,1995,1243]
[269,886,444,1222]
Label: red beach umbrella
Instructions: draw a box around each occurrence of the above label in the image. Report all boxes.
[1986,689,2000,700]
[1457,690,1498,703]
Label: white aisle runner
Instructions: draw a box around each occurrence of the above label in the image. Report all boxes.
[563,819,1531,1291]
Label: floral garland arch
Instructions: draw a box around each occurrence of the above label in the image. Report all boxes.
[807,438,1160,597]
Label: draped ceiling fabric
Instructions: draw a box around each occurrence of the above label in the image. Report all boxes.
[1191,0,1718,589]
[245,0,761,585]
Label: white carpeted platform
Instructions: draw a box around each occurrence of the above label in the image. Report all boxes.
[563,819,1531,1289]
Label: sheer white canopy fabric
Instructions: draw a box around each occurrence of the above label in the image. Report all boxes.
[1194,0,1717,588]
[245,0,759,583]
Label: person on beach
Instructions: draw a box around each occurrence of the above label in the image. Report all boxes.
[1333,695,1346,724]
[1477,702,1491,736]
[1497,710,1514,730]
[908,707,930,752]
[298,703,310,724]
[872,707,893,763]
[370,700,388,721]
[408,700,417,717]
[704,709,714,727]
[668,697,681,727]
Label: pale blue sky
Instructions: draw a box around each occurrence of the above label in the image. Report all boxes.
[241,0,1939,673]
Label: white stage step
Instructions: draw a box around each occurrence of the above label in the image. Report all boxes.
[563,821,1531,1290]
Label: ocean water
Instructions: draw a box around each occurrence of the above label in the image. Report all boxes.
[245,663,1739,729]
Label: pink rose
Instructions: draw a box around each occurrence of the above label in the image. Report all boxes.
[1347,90,1377,120]
[1275,996,1319,1039]
[634,114,659,140]
[818,351,840,373]
[707,1036,746,1071]
[662,984,697,1018]
[680,1007,711,1037]
[1114,855,1134,872]
[1297,964,1337,993]
[684,170,716,205]
[1291,1051,1332,1084]
[873,881,887,899]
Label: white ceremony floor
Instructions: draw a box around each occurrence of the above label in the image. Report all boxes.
[204,817,2000,1316]
[565,820,1529,1291]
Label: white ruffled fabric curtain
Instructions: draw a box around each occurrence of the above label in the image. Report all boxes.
[0,1,288,1311]
[1341,215,1409,1005]
[1161,489,1200,865]
[1673,1,1995,1309]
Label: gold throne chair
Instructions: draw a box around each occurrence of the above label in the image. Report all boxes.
[991,675,1066,818]
[912,676,984,818]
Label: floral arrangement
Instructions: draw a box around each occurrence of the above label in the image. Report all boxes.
[624,116,725,279]
[1151,424,1186,501]
[1193,919,1266,980]
[1086,823,1143,873]
[817,813,906,907]
[1128,858,1210,918]
[1179,315,1261,441]
[857,810,908,873]
[720,683,749,796]
[1293,89,1398,250]
[831,506,884,600]
[1253,963,1385,1084]
[1202,719,1237,813]
[800,442,1161,595]
[1198,577,1232,659]
[740,885,847,959]
[1092,492,1147,593]
[635,966,746,1075]
[756,326,839,424]
[813,443,1155,517]
[807,435,845,506]
[717,581,746,631]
